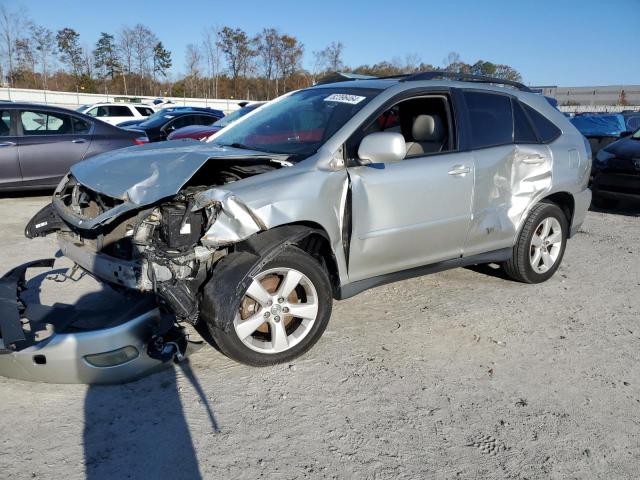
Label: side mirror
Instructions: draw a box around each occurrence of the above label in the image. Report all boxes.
[357,132,406,165]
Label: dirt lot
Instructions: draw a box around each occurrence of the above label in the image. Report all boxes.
[0,193,638,480]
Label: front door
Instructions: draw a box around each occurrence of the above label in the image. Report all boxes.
[347,151,474,281]
[0,108,21,188]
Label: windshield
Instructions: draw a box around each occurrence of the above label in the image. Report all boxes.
[212,87,380,160]
[75,105,90,112]
[138,109,179,128]
[213,106,255,128]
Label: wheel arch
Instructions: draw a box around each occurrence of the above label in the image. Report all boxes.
[540,191,575,232]
[233,222,342,298]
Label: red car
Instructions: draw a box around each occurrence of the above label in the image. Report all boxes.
[167,102,265,141]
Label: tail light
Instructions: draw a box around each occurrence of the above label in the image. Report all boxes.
[133,136,149,145]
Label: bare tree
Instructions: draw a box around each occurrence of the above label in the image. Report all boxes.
[255,27,279,98]
[118,26,135,94]
[185,43,202,97]
[31,25,55,90]
[202,26,222,98]
[404,53,422,73]
[131,24,157,94]
[0,4,27,86]
[321,41,344,72]
[275,34,303,95]
[217,26,255,97]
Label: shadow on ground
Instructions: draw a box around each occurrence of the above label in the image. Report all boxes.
[83,359,218,479]
[22,268,219,479]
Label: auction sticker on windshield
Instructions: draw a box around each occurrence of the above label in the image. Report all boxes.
[324,93,366,105]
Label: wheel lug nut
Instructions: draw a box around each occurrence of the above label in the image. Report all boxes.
[264,311,270,318]
[268,300,273,306]
[278,297,284,303]
[283,307,289,313]
[274,316,281,323]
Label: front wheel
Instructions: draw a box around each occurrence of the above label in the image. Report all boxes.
[203,247,333,366]
[503,202,568,283]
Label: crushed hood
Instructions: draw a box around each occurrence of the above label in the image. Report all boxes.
[70,141,287,205]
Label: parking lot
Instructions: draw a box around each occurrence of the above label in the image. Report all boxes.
[0,193,637,479]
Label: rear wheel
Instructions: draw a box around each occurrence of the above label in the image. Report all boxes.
[503,202,568,283]
[204,247,332,366]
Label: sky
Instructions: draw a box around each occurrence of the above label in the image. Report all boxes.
[13,0,640,86]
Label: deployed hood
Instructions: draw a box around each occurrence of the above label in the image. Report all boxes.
[70,141,289,205]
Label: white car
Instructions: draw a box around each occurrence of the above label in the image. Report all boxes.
[75,103,156,126]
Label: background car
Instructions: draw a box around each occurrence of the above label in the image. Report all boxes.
[0,103,147,191]
[75,102,156,126]
[124,107,224,142]
[569,113,628,159]
[622,110,640,132]
[167,102,265,141]
[592,127,640,207]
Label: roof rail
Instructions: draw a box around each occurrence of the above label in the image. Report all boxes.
[400,71,533,92]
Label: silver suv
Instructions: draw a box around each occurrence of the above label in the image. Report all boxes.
[25,72,591,367]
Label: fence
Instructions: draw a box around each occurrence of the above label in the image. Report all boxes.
[557,104,640,114]
[0,87,245,113]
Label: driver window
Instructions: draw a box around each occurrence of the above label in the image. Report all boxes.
[350,95,454,161]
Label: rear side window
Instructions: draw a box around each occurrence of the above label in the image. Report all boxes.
[521,103,561,143]
[72,116,91,135]
[108,105,134,117]
[513,100,538,143]
[135,106,154,116]
[464,91,513,148]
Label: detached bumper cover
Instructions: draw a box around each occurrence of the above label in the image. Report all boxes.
[0,260,167,384]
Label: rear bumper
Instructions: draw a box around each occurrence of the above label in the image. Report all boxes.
[570,188,592,237]
[0,260,167,384]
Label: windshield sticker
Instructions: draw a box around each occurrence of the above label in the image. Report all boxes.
[323,93,366,105]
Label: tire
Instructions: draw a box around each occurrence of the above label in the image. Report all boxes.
[202,246,332,366]
[503,202,568,284]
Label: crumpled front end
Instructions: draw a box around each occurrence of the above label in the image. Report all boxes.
[40,157,282,325]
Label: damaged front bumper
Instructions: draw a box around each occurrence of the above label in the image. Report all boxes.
[0,260,176,384]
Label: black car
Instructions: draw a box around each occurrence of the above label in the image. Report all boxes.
[592,128,640,207]
[0,103,147,191]
[123,107,225,142]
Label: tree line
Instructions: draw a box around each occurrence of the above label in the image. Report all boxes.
[0,4,524,101]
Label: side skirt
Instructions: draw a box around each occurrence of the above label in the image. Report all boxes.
[336,247,512,300]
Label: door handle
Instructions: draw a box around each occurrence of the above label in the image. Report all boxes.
[521,153,545,164]
[71,138,87,144]
[0,141,16,147]
[448,165,471,176]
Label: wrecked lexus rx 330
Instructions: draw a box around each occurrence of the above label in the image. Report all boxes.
[24,73,592,366]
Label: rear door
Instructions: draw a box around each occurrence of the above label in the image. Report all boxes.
[0,108,21,188]
[461,91,554,256]
[17,109,92,186]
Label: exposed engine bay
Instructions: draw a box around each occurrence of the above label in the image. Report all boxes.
[27,159,283,326]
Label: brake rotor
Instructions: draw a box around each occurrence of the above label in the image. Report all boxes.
[239,274,300,334]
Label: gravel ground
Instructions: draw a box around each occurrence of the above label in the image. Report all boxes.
[0,193,638,480]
